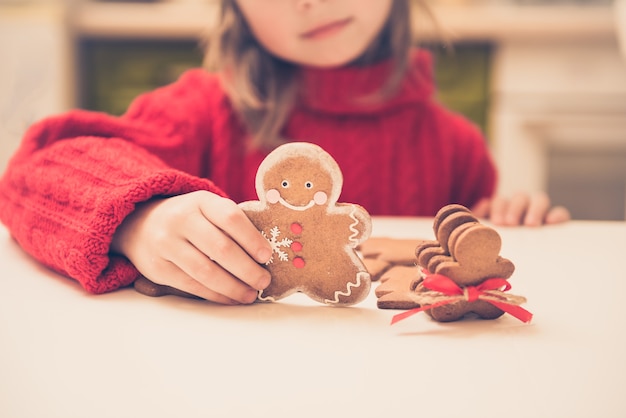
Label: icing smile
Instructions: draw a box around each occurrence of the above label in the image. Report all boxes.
[275,196,316,211]
[265,188,328,210]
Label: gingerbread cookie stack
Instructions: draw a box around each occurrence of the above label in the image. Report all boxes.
[376,204,532,324]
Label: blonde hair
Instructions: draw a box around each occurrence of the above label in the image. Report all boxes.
[204,0,417,149]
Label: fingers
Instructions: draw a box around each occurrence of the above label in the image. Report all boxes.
[165,242,261,304]
[487,196,508,225]
[150,258,247,305]
[545,205,571,224]
[117,192,272,305]
[485,192,570,226]
[523,192,550,226]
[199,194,273,264]
[181,213,271,292]
[469,198,491,219]
[191,193,272,290]
[165,192,272,303]
[505,193,531,225]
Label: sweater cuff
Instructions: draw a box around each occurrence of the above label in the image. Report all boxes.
[84,169,226,294]
[0,138,226,295]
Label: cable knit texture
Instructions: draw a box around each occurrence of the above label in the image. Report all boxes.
[0,49,496,294]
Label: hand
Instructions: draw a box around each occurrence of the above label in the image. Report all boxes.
[471,192,571,226]
[111,191,272,304]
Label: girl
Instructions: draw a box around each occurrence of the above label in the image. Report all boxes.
[0,0,569,305]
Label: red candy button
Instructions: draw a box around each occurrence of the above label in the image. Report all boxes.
[291,241,303,252]
[290,222,303,235]
[293,257,305,268]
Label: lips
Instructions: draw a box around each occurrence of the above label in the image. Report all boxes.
[300,17,353,39]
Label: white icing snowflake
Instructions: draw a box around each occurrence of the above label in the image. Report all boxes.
[262,226,293,264]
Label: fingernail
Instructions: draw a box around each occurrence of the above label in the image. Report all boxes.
[258,272,271,290]
[243,289,259,304]
[525,215,540,227]
[258,247,272,263]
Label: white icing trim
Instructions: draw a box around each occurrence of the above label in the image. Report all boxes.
[347,206,360,246]
[257,290,276,302]
[324,271,369,304]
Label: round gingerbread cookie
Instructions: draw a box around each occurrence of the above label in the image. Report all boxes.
[238,142,372,306]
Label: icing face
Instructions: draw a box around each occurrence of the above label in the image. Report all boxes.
[262,156,332,210]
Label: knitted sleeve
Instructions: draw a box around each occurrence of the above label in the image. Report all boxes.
[0,70,227,294]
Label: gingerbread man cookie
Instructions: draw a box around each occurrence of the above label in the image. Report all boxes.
[239,142,372,306]
[377,204,532,324]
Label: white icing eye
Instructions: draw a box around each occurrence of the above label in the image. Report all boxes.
[305,181,313,189]
[281,180,290,188]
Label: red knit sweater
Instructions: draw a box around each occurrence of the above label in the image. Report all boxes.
[0,49,496,294]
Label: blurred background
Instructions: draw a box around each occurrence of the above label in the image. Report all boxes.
[1,0,625,220]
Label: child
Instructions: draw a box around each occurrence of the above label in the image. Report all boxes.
[0,0,569,305]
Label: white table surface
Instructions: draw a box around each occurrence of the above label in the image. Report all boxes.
[1,217,625,418]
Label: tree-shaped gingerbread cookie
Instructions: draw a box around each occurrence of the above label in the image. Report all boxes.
[239,142,372,306]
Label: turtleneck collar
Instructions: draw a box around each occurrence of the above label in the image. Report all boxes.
[296,48,435,115]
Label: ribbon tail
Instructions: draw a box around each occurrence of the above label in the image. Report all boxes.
[488,300,534,323]
[391,307,427,325]
[390,300,454,325]
[391,299,533,325]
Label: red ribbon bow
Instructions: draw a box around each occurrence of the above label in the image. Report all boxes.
[391,273,533,325]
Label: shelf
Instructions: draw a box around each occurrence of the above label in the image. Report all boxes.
[420,3,616,42]
[72,2,219,39]
[72,2,616,41]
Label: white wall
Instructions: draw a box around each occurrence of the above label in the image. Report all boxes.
[0,2,72,173]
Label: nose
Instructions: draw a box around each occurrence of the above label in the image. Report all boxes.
[295,0,327,12]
